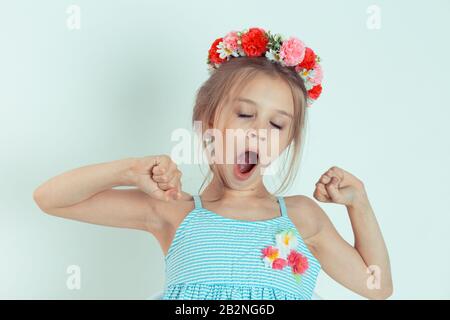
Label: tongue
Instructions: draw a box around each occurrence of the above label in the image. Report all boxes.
[238,163,254,174]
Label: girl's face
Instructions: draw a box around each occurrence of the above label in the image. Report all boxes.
[212,73,295,189]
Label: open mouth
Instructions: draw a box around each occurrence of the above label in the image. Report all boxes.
[233,150,259,181]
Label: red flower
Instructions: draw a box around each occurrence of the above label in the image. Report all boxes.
[208,37,225,65]
[272,258,288,270]
[241,27,268,57]
[287,250,300,266]
[308,84,322,100]
[261,245,278,259]
[287,250,309,274]
[298,47,316,70]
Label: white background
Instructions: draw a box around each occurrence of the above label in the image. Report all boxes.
[0,0,449,299]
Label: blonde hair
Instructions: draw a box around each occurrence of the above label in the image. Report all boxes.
[192,56,308,195]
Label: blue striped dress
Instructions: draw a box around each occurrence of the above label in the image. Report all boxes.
[162,194,321,300]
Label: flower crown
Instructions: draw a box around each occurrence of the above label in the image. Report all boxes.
[207,27,323,107]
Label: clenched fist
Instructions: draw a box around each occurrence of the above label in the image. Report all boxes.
[313,166,368,207]
[129,155,182,201]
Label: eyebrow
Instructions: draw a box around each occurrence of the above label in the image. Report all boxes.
[235,97,293,119]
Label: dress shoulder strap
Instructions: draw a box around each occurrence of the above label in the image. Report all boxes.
[276,196,288,217]
[192,194,203,209]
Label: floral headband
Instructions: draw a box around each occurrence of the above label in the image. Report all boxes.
[207,27,323,107]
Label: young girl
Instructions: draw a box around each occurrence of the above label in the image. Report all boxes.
[33,27,393,300]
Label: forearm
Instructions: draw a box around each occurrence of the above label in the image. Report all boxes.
[33,157,137,209]
[347,192,392,292]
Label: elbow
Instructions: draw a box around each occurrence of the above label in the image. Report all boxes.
[367,285,394,300]
[33,187,44,207]
[33,186,53,214]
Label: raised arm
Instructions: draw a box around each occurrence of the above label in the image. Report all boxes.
[305,166,393,299]
[32,156,183,234]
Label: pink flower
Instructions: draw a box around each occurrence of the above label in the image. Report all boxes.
[261,245,285,269]
[287,250,300,266]
[279,37,306,67]
[310,63,323,85]
[272,258,288,270]
[287,250,309,274]
[223,31,239,51]
[261,245,278,259]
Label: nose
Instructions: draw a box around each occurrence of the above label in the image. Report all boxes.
[246,128,266,142]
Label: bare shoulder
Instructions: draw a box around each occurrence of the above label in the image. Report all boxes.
[283,194,330,242]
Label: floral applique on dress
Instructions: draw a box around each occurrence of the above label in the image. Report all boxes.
[261,228,309,283]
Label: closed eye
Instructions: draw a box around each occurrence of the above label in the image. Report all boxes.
[239,113,282,129]
[270,122,283,130]
[238,113,253,118]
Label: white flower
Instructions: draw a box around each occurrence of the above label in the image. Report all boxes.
[304,80,315,91]
[217,41,240,59]
[265,49,281,63]
[297,69,314,90]
[275,229,298,257]
[298,65,322,91]
[263,257,273,268]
